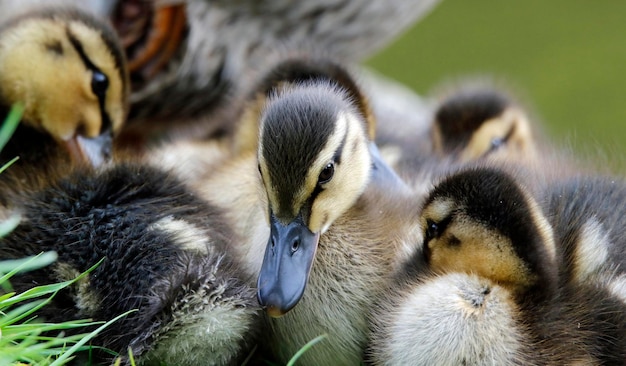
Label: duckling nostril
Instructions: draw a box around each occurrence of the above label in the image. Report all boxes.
[291,238,300,253]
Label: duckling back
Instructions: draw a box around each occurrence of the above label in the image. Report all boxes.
[0,163,261,365]
[544,175,626,302]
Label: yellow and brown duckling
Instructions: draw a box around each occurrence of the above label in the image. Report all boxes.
[0,9,262,364]
[0,162,261,365]
[0,7,128,169]
[430,82,539,164]
[194,57,422,364]
[368,167,626,365]
[381,82,546,194]
[255,59,424,364]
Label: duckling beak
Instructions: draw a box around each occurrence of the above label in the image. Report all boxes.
[63,132,113,167]
[257,214,320,318]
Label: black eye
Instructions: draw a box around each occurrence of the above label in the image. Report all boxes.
[425,215,453,242]
[318,162,335,184]
[91,70,109,98]
[425,219,439,242]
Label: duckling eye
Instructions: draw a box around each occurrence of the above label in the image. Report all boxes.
[91,70,109,98]
[490,137,505,150]
[487,137,508,154]
[425,216,452,242]
[318,162,335,185]
[425,219,439,242]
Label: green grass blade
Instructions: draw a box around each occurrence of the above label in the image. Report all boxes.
[0,103,23,151]
[0,252,58,293]
[0,252,57,279]
[0,257,104,308]
[0,299,47,327]
[0,156,19,175]
[49,309,137,366]
[286,334,327,366]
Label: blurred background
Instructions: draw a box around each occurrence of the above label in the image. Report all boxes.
[367,0,626,171]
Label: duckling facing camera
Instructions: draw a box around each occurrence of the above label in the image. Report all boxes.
[193,57,422,365]
[256,59,423,365]
[0,163,261,365]
[0,8,128,169]
[368,167,626,365]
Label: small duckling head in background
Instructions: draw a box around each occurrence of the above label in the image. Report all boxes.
[254,58,377,317]
[421,167,557,298]
[431,82,538,164]
[0,8,128,167]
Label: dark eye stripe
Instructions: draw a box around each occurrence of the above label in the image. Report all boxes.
[66,28,112,134]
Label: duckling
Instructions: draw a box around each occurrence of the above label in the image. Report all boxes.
[196,57,422,365]
[0,162,261,365]
[0,7,128,168]
[368,167,626,365]
[177,57,424,364]
[378,81,548,195]
[430,83,540,164]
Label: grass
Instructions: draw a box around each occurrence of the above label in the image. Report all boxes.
[0,103,22,174]
[0,255,112,365]
[0,105,133,365]
[285,335,327,366]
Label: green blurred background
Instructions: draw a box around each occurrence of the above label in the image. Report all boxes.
[366,0,626,171]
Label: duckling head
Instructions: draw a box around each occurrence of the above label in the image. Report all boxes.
[0,9,128,166]
[256,61,374,317]
[431,85,536,163]
[421,167,557,296]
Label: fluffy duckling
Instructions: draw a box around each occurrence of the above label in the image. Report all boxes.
[250,59,421,364]
[190,58,422,364]
[368,167,626,365]
[0,163,261,365]
[430,82,540,164]
[380,82,546,195]
[0,8,128,168]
